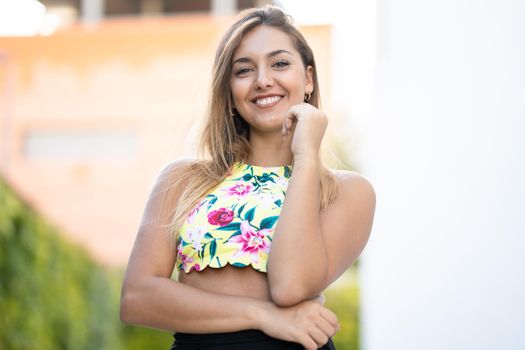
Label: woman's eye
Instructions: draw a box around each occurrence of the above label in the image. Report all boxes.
[273,60,289,68]
[234,67,253,76]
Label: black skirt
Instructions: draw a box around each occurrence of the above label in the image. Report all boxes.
[170,329,336,350]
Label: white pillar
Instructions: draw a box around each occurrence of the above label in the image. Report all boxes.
[81,0,104,23]
[361,0,525,349]
[212,0,236,17]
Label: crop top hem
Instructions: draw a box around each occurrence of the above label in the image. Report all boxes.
[178,260,267,274]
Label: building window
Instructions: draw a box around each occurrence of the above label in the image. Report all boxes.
[163,0,211,13]
[24,129,137,161]
[105,0,141,16]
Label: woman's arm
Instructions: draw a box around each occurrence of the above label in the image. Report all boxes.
[268,154,327,306]
[268,104,376,306]
[119,159,340,349]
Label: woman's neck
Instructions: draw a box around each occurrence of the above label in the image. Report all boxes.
[247,129,293,167]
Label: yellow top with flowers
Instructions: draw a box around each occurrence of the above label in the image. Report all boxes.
[175,162,292,273]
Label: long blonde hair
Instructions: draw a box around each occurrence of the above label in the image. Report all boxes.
[167,5,338,242]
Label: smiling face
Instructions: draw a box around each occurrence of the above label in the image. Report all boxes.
[230,25,314,134]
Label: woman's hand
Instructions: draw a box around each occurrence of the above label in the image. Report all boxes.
[257,296,339,350]
[282,103,328,159]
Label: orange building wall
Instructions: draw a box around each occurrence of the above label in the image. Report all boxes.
[0,15,333,267]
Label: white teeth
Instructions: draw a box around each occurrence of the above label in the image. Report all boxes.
[255,96,282,106]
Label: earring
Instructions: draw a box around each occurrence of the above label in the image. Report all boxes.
[304,91,312,102]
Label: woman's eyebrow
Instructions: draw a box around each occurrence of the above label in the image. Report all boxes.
[232,49,293,65]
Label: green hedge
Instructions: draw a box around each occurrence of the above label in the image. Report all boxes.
[325,267,360,350]
[0,178,359,350]
[0,179,171,350]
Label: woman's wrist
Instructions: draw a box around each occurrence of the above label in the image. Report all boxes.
[293,153,321,168]
[246,299,273,331]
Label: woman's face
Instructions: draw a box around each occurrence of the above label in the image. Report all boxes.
[230,25,314,134]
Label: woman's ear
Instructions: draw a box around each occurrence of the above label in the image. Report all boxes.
[305,65,314,93]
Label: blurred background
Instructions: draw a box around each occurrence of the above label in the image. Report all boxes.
[0,0,523,350]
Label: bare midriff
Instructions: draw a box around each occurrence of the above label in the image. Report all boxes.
[177,264,272,301]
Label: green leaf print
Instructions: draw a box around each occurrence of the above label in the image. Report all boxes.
[216,222,241,231]
[244,207,256,222]
[237,203,247,216]
[225,231,241,242]
[232,262,247,267]
[209,240,217,258]
[243,173,252,181]
[207,195,218,209]
[260,216,279,230]
[204,232,213,239]
[257,173,275,183]
[284,166,291,178]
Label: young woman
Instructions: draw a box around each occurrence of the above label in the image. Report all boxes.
[120,5,375,350]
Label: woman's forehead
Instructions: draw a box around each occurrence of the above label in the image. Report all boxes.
[232,26,297,60]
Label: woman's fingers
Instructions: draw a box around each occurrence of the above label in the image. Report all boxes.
[320,307,339,329]
[300,302,338,348]
[257,298,338,349]
[307,326,330,349]
[300,334,320,350]
[316,316,339,338]
[282,108,297,136]
[283,103,328,157]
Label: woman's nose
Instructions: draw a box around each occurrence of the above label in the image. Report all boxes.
[254,68,273,90]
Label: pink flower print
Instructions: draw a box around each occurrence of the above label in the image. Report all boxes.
[177,247,193,271]
[189,264,201,273]
[187,226,206,251]
[207,208,234,226]
[229,221,270,264]
[226,182,253,197]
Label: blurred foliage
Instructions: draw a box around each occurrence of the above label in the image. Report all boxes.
[0,179,172,350]
[325,266,360,350]
[0,178,359,350]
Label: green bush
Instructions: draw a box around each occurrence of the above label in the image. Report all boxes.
[0,179,171,350]
[324,267,360,350]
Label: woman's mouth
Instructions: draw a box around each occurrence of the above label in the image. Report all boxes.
[252,95,283,108]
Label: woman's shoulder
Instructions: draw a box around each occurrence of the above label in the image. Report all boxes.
[157,157,199,176]
[151,157,203,192]
[330,169,376,204]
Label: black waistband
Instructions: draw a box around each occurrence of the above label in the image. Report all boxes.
[172,330,336,350]
[174,329,276,345]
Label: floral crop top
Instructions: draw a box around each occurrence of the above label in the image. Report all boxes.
[175,162,292,273]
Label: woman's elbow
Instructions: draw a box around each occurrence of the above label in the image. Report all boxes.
[120,283,147,325]
[270,284,309,307]
[119,291,136,324]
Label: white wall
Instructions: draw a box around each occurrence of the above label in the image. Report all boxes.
[360,1,525,349]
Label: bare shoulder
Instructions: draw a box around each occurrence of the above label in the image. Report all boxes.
[332,169,376,208]
[127,158,201,277]
[318,169,376,287]
[161,157,198,171]
[155,157,198,180]
[321,168,376,227]
[141,157,200,227]
[151,157,199,193]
